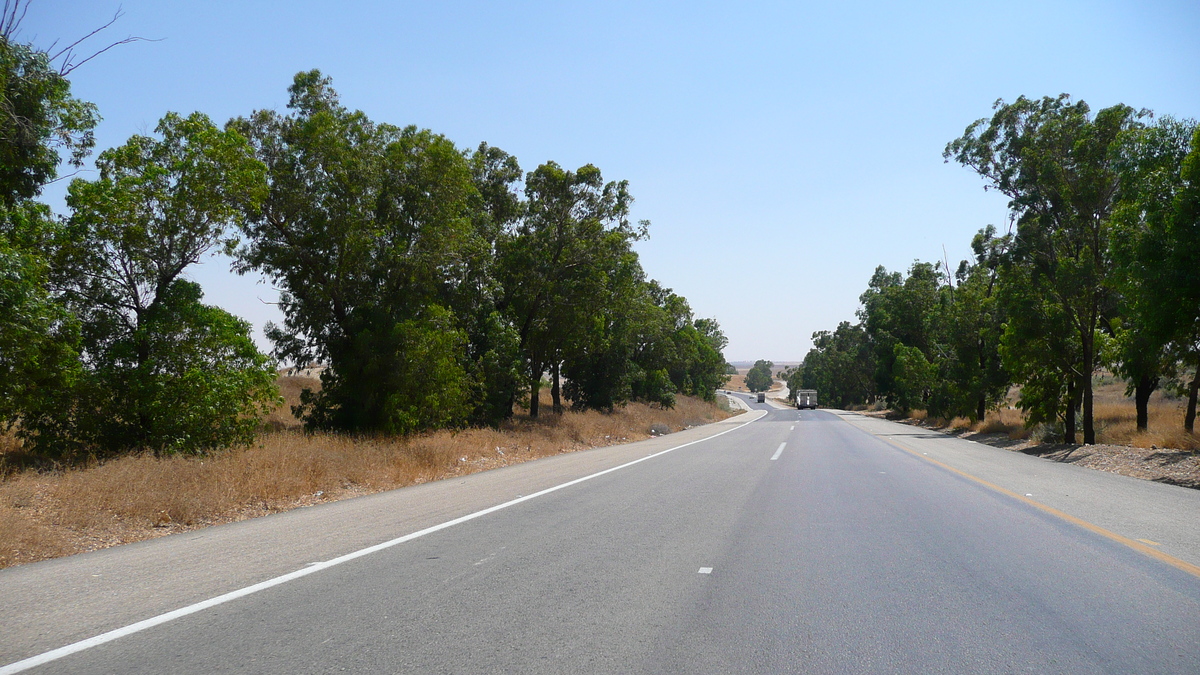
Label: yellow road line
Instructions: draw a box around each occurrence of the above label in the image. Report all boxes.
[878,436,1200,580]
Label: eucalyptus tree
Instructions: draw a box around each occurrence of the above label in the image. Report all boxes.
[942,226,1011,421]
[680,316,731,400]
[1109,118,1194,428]
[800,322,876,408]
[858,262,944,412]
[497,161,644,416]
[233,71,498,434]
[946,95,1145,444]
[1111,119,1200,431]
[560,256,654,411]
[745,359,774,393]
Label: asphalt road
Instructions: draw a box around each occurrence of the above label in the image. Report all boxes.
[4,400,1200,673]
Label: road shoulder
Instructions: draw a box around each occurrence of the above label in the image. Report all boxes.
[828,409,1200,571]
[0,410,766,665]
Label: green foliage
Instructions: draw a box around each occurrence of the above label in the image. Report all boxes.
[858,262,942,410]
[800,322,876,408]
[890,344,935,414]
[299,305,472,435]
[1110,118,1200,430]
[946,95,1144,443]
[235,71,514,432]
[744,359,774,392]
[499,159,645,415]
[17,111,278,458]
[0,33,98,205]
[0,205,82,430]
[2,60,729,452]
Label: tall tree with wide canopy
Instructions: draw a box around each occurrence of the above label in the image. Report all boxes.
[497,161,644,416]
[942,226,1011,421]
[858,262,944,412]
[745,359,774,393]
[233,71,499,434]
[946,95,1145,444]
[800,322,876,408]
[1111,119,1200,431]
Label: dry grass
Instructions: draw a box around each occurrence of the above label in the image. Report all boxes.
[0,390,732,569]
[261,373,321,431]
[902,379,1196,449]
[958,408,1032,439]
[1091,401,1199,451]
[722,368,783,394]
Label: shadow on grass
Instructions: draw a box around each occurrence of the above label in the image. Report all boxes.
[0,448,64,478]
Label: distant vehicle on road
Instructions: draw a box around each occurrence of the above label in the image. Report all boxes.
[795,389,818,409]
[756,392,765,403]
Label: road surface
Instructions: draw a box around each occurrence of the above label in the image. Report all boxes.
[3,400,1199,673]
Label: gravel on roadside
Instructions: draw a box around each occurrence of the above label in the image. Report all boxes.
[876,414,1200,490]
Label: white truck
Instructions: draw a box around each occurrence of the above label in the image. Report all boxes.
[795,389,818,409]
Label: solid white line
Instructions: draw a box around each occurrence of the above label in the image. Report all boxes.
[0,411,767,675]
[770,442,786,461]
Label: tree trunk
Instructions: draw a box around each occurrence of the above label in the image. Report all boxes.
[977,335,988,423]
[1082,337,1095,445]
[1186,369,1199,433]
[551,361,562,414]
[135,316,151,449]
[1134,375,1156,431]
[1064,378,1077,444]
[529,372,540,418]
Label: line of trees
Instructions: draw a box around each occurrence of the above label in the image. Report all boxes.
[790,96,1199,443]
[0,26,729,460]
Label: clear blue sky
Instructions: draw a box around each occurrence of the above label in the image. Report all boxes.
[22,0,1200,362]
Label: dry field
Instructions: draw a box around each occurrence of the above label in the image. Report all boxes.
[723,368,784,394]
[0,377,734,570]
[891,377,1199,489]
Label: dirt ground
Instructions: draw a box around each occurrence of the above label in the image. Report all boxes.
[723,368,784,394]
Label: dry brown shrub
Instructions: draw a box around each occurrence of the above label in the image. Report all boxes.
[0,395,731,569]
[949,416,973,431]
[0,503,70,568]
[972,409,1028,438]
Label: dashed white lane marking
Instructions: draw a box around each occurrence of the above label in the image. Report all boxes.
[0,413,768,675]
[790,425,795,431]
[698,567,713,574]
[771,442,786,461]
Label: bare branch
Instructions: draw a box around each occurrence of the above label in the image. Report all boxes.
[58,34,161,76]
[1,1,162,75]
[47,6,125,63]
[1,0,31,38]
